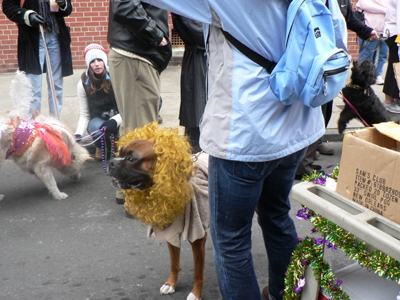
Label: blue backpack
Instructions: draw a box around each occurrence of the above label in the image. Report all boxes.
[223,0,351,108]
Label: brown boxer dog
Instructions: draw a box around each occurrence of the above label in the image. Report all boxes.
[108,139,208,300]
[108,140,156,191]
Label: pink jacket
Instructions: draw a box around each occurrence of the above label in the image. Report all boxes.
[355,0,387,34]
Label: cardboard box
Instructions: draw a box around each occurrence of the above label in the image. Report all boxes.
[336,122,400,224]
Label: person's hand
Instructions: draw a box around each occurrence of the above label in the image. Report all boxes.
[56,0,66,7]
[369,30,379,42]
[100,119,118,134]
[159,37,168,47]
[28,13,45,27]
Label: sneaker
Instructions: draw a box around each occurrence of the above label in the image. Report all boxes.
[310,164,322,171]
[261,286,272,300]
[317,143,335,155]
[125,209,134,219]
[295,168,324,180]
[384,101,400,114]
[116,197,125,205]
[375,75,384,85]
[123,203,135,219]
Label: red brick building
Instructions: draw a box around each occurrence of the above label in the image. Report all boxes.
[0,0,361,74]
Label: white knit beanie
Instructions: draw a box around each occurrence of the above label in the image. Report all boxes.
[84,43,109,74]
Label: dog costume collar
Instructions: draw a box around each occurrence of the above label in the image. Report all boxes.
[6,119,72,167]
[6,119,37,158]
[346,83,371,96]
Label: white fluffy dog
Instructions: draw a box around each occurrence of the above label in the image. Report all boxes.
[0,71,91,200]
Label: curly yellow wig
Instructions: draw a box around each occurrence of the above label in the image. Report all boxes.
[118,122,196,228]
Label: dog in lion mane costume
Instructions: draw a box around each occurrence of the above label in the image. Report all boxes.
[117,121,198,228]
[111,122,209,300]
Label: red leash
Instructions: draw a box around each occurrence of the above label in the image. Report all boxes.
[340,92,371,127]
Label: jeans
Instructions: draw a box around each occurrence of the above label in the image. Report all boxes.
[209,148,306,300]
[88,117,109,149]
[358,38,389,76]
[27,31,63,119]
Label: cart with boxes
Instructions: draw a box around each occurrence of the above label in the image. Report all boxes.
[290,122,400,299]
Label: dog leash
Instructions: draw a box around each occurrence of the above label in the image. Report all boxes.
[76,129,104,147]
[361,36,388,68]
[191,150,204,162]
[340,92,371,127]
[39,25,60,120]
[100,128,115,174]
[76,128,115,174]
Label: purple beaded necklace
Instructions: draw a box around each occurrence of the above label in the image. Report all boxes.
[100,127,115,174]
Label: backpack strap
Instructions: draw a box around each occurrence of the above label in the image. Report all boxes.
[221,29,277,74]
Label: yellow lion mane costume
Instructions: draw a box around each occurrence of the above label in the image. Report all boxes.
[118,122,196,228]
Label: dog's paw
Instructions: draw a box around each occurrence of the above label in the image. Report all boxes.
[53,192,68,200]
[160,284,175,295]
[187,292,201,300]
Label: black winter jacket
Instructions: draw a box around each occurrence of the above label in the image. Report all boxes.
[337,0,372,40]
[107,0,172,74]
[171,14,206,129]
[2,0,73,76]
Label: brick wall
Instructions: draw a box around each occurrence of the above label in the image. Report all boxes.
[348,32,359,61]
[0,1,361,74]
[348,0,360,61]
[0,6,19,73]
[0,1,179,73]
[0,1,111,72]
[69,1,110,70]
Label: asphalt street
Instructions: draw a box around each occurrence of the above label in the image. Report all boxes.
[0,64,394,300]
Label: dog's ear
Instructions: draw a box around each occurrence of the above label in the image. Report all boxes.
[351,60,358,74]
[118,146,125,157]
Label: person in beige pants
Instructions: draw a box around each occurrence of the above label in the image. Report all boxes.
[107,0,172,205]
[109,49,161,136]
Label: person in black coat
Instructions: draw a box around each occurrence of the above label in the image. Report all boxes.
[337,0,377,40]
[2,0,73,119]
[172,14,206,153]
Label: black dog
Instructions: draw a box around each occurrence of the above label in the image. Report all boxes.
[338,59,391,134]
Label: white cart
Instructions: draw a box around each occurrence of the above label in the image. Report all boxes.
[291,182,400,300]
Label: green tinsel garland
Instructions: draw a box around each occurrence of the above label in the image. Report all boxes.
[285,163,400,300]
[284,237,350,300]
[300,164,339,184]
[284,210,400,299]
[311,213,400,283]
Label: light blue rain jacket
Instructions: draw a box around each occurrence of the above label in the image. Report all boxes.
[142,0,347,162]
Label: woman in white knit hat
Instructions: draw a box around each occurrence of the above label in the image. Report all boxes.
[75,44,122,165]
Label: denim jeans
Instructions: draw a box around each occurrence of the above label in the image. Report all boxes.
[358,38,389,76]
[88,117,108,149]
[27,31,63,118]
[208,148,306,300]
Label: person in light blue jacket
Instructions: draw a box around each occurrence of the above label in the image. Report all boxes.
[140,1,347,299]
